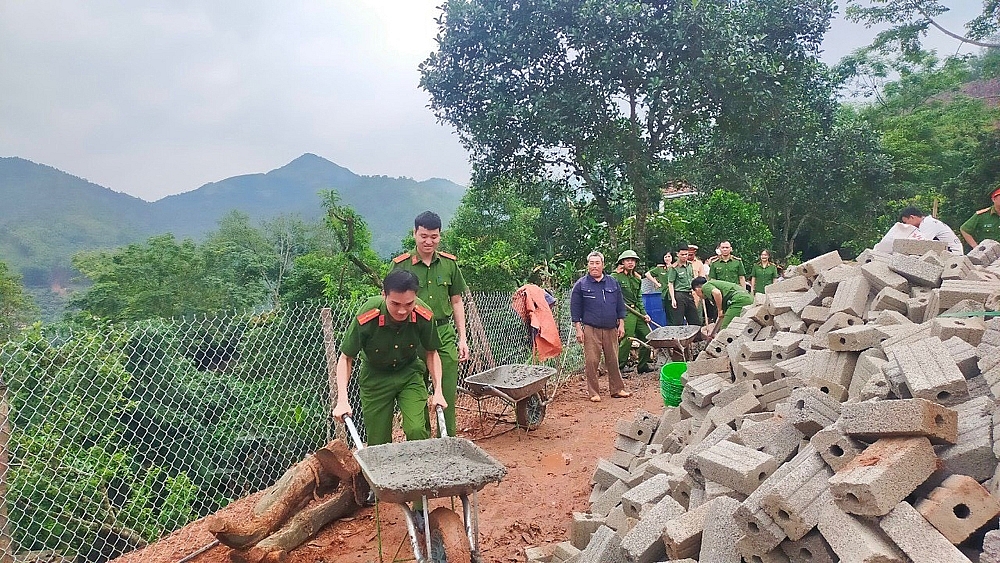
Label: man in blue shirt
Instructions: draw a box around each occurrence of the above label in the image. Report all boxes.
[571,251,630,402]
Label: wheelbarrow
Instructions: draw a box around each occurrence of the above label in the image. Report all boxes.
[344,407,506,563]
[645,325,703,363]
[460,364,557,430]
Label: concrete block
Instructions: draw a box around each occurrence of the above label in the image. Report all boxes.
[703,479,745,503]
[785,386,841,437]
[756,325,777,342]
[907,292,939,323]
[877,322,931,352]
[710,391,763,429]
[739,339,774,362]
[879,501,972,563]
[871,286,909,314]
[816,503,905,562]
[620,495,686,563]
[916,474,1000,545]
[942,335,979,379]
[766,275,810,294]
[650,408,682,447]
[729,317,764,341]
[606,505,629,534]
[815,263,862,297]
[756,377,805,411]
[681,425,736,481]
[790,288,823,316]
[592,479,630,517]
[968,239,1000,265]
[745,304,773,327]
[571,512,607,550]
[984,529,1000,563]
[856,248,891,265]
[813,311,863,340]
[873,309,912,325]
[856,363,892,401]
[942,254,973,280]
[829,274,870,318]
[551,541,581,562]
[862,260,910,294]
[766,293,802,317]
[733,457,800,556]
[892,237,949,255]
[608,450,637,469]
[938,278,1000,310]
[810,425,865,472]
[616,417,657,444]
[594,458,632,488]
[621,473,671,519]
[615,434,647,457]
[801,250,843,278]
[838,397,959,444]
[735,542,792,562]
[735,360,777,385]
[936,396,996,482]
[890,253,944,287]
[849,353,889,400]
[699,496,742,563]
[799,305,831,326]
[828,324,882,352]
[931,316,987,347]
[525,545,550,562]
[760,447,834,540]
[661,496,719,560]
[773,311,806,333]
[828,436,937,516]
[693,440,777,495]
[778,530,836,563]
[886,336,969,406]
[943,298,986,316]
[578,525,626,563]
[712,379,760,408]
[733,415,804,464]
[686,355,732,378]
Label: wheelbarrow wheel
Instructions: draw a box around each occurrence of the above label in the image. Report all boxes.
[514,392,546,430]
[428,507,471,563]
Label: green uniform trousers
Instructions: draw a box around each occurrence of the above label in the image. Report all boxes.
[424,322,459,438]
[618,314,651,370]
[720,294,755,330]
[359,360,430,446]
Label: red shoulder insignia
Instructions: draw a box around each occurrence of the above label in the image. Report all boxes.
[977,207,992,215]
[438,251,457,260]
[414,304,433,321]
[392,252,411,264]
[356,308,380,325]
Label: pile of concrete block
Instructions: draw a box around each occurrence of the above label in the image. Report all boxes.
[554,242,1000,563]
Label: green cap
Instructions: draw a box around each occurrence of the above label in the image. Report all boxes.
[617,250,640,264]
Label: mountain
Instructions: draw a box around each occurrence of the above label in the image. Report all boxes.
[0,154,466,290]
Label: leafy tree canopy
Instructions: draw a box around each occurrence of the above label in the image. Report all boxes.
[845,0,1000,57]
[0,260,37,341]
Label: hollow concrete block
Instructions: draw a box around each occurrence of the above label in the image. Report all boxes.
[889,253,943,287]
[892,237,949,255]
[620,495,686,563]
[615,417,657,444]
[942,335,980,379]
[785,386,841,437]
[828,324,882,352]
[778,530,836,563]
[571,512,608,550]
[686,355,732,378]
[774,354,813,381]
[692,439,777,495]
[849,353,889,400]
[829,274,870,318]
[578,524,626,563]
[936,396,996,482]
[594,458,632,488]
[968,239,1000,266]
[871,286,909,313]
[838,397,958,444]
[733,415,803,465]
[828,436,937,517]
[816,503,905,562]
[810,425,865,472]
[621,473,671,519]
[931,316,987,347]
[661,496,719,560]
[685,372,732,408]
[760,447,834,540]
[813,311,863,340]
[886,337,969,406]
[592,479,630,517]
[739,339,774,362]
[862,260,910,294]
[698,495,742,563]
[801,250,843,278]
[735,359,777,385]
[938,278,1000,310]
[941,254,973,280]
[756,377,805,412]
[879,501,972,563]
[773,311,806,333]
[915,474,1000,545]
[791,288,823,316]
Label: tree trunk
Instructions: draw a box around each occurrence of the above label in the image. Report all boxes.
[206,440,359,549]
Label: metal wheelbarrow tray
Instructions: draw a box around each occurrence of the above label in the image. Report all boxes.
[353,436,507,505]
[646,325,702,361]
[463,364,556,401]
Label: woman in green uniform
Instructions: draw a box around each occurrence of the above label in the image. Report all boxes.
[750,250,780,294]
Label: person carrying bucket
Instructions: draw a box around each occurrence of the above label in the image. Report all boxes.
[691,276,754,338]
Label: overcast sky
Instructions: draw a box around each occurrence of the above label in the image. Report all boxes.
[0,1,984,202]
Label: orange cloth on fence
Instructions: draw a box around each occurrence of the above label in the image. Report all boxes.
[512,284,563,361]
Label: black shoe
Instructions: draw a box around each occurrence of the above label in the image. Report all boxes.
[637,365,654,374]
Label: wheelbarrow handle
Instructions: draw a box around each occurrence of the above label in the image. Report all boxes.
[342,406,448,446]
[342,414,365,451]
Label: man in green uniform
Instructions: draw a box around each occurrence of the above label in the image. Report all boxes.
[667,244,703,326]
[708,240,747,288]
[960,186,1000,248]
[332,270,447,446]
[692,276,754,337]
[391,211,468,438]
[611,250,653,374]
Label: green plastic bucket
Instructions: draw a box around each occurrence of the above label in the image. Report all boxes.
[660,361,686,407]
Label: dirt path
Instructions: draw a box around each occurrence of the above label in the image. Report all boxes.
[115,371,664,563]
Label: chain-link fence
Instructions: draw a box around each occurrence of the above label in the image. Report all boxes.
[0,291,582,563]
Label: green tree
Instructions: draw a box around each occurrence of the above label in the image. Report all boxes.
[420,0,835,250]
[0,260,36,341]
[845,0,1000,57]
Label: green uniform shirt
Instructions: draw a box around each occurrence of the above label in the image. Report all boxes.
[667,263,695,292]
[751,263,779,294]
[701,280,750,311]
[961,207,1000,245]
[611,271,646,315]
[392,251,468,320]
[709,257,746,284]
[648,266,671,293]
[340,296,442,373]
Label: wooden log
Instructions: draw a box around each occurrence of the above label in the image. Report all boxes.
[231,487,360,563]
[207,439,356,549]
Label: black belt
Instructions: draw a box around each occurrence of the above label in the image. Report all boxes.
[435,317,452,326]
